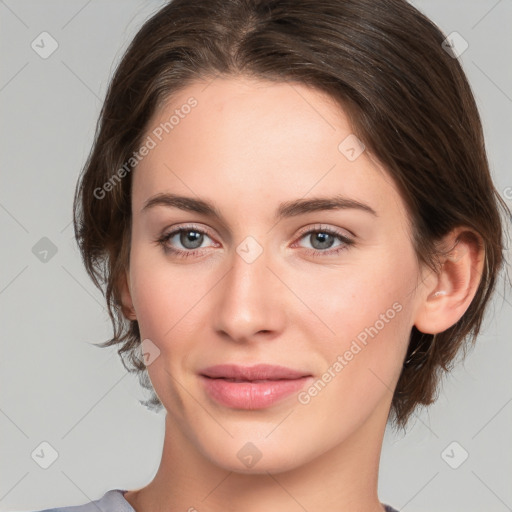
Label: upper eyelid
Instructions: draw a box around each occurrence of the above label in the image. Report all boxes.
[295,223,354,239]
[165,224,215,240]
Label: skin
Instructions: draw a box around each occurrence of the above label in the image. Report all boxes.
[119,76,484,512]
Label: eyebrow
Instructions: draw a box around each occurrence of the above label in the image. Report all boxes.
[141,193,378,221]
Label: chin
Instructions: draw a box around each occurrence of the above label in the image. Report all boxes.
[190,425,323,475]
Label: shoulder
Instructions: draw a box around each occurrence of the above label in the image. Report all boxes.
[30,489,134,512]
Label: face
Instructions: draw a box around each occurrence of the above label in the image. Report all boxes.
[122,76,427,473]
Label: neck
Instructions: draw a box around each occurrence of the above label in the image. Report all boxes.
[125,402,390,512]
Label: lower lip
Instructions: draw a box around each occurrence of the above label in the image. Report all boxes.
[200,375,312,409]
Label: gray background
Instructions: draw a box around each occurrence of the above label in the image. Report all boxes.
[1,1,511,511]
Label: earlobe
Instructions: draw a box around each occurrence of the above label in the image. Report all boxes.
[118,270,137,321]
[414,228,485,335]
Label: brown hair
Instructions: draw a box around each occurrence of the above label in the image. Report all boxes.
[73,0,510,429]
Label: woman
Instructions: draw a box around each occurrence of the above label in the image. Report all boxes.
[34,0,509,511]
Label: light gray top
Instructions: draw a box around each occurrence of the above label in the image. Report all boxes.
[33,489,400,512]
[33,490,135,512]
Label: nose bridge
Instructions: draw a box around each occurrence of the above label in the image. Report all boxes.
[213,236,283,340]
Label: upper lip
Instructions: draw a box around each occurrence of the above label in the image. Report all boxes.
[199,364,311,381]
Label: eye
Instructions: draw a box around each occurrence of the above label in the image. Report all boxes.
[294,225,355,256]
[156,225,216,257]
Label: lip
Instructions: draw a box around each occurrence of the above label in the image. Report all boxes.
[199,364,313,410]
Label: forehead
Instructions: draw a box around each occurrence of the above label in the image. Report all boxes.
[132,76,408,229]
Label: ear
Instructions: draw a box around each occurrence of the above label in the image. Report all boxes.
[413,227,485,335]
[117,269,137,321]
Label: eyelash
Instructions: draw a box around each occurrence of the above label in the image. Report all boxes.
[155,223,355,259]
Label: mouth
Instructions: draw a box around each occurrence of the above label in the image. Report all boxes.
[199,364,313,409]
[199,363,311,381]
[206,377,293,382]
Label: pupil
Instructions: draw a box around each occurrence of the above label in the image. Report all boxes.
[313,232,333,249]
[181,230,202,249]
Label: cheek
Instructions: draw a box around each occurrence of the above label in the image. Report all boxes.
[128,243,222,366]
[293,269,414,435]
[299,253,414,336]
[128,244,191,342]
[298,253,415,382]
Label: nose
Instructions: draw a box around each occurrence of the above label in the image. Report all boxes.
[212,241,286,344]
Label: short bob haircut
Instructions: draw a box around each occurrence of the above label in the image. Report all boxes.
[73,0,510,429]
